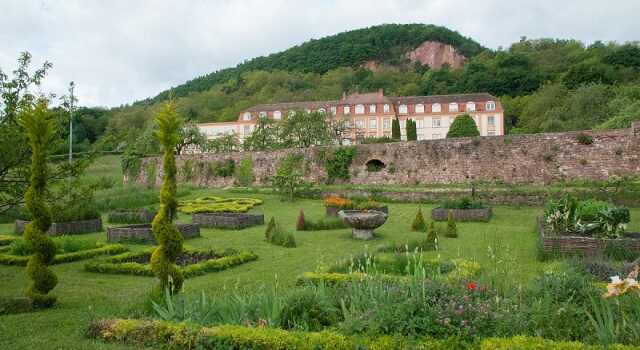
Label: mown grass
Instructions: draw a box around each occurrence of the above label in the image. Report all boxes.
[1,156,639,349]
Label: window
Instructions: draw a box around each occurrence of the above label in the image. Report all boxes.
[415,104,424,113]
[466,102,476,112]
[416,118,424,129]
[432,103,441,113]
[356,119,365,129]
[330,106,337,115]
[383,104,390,113]
[432,133,442,139]
[355,104,365,114]
[383,118,391,129]
[432,118,441,128]
[369,104,376,113]
[486,101,496,111]
[488,130,496,136]
[399,104,408,114]
[259,111,267,118]
[449,103,458,113]
[369,118,377,129]
[273,110,282,120]
[243,125,251,134]
[343,106,351,115]
[242,112,252,121]
[488,116,495,126]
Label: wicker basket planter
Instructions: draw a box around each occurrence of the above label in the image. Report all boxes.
[431,207,492,222]
[192,212,264,229]
[15,218,103,236]
[106,223,200,243]
[107,208,157,224]
[326,206,388,217]
[538,219,640,257]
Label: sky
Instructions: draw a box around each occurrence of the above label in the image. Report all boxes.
[1,0,638,108]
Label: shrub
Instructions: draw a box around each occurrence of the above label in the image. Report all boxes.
[324,196,385,211]
[266,220,296,248]
[272,154,311,201]
[0,244,128,266]
[325,147,357,184]
[280,288,340,331]
[391,117,401,140]
[0,234,17,246]
[441,197,484,209]
[298,217,347,231]
[447,114,480,138]
[265,217,276,241]
[411,209,426,231]
[445,211,458,238]
[212,159,235,177]
[406,119,417,141]
[576,132,594,145]
[0,297,33,315]
[361,136,394,144]
[178,196,262,214]
[377,238,436,253]
[296,210,306,231]
[426,222,439,250]
[234,156,254,186]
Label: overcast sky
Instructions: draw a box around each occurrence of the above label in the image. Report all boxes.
[1,0,638,107]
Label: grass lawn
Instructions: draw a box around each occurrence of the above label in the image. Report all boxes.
[1,156,639,349]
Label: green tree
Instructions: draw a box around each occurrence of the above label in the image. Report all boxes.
[19,100,58,308]
[411,208,426,231]
[447,114,480,138]
[281,111,331,148]
[406,119,417,141]
[445,211,458,238]
[175,122,207,154]
[150,99,185,295]
[243,117,280,151]
[391,117,401,140]
[271,153,308,201]
[234,156,254,186]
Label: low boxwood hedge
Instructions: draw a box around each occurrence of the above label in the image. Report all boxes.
[0,234,17,246]
[0,244,128,266]
[178,196,262,214]
[88,319,638,350]
[84,248,258,278]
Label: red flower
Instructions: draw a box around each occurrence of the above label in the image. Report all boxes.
[467,281,478,291]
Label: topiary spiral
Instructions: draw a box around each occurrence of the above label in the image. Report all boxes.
[150,99,184,295]
[19,101,58,308]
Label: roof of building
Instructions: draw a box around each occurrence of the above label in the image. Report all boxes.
[390,93,497,105]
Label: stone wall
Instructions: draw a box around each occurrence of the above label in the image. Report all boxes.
[129,123,640,188]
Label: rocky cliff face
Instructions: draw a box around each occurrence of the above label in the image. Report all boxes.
[405,41,467,69]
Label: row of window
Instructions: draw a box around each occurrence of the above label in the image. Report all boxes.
[348,116,496,129]
[244,101,497,120]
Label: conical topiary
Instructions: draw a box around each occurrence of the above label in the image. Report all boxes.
[411,209,426,231]
[265,217,276,241]
[296,209,306,231]
[445,210,458,238]
[426,221,438,250]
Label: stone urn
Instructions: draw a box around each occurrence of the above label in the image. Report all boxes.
[338,210,388,240]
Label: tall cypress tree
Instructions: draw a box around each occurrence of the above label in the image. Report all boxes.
[406,119,417,141]
[19,100,58,308]
[150,99,185,295]
[391,117,401,141]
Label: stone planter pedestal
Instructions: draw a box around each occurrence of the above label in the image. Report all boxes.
[338,210,388,240]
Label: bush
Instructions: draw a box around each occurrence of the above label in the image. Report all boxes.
[280,288,340,331]
[411,209,426,231]
[298,217,347,231]
[266,220,296,248]
[265,217,276,241]
[325,147,357,184]
[0,234,17,246]
[211,159,235,177]
[406,119,417,141]
[178,196,262,214]
[234,156,254,186]
[447,114,480,138]
[272,153,311,201]
[361,136,394,144]
[426,222,439,250]
[445,211,458,238]
[576,132,594,145]
[0,244,128,266]
[296,210,306,231]
[441,197,485,209]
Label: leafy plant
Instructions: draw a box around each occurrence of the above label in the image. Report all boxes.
[266,220,296,248]
[447,114,480,138]
[441,197,484,209]
[445,211,458,238]
[271,154,310,201]
[234,156,253,186]
[576,132,594,145]
[325,147,356,184]
[411,209,426,231]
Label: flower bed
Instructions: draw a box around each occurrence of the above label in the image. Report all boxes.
[106,223,200,243]
[431,207,492,222]
[0,243,127,266]
[84,248,257,278]
[178,196,262,214]
[192,212,264,229]
[14,218,103,235]
[107,208,157,224]
[324,195,387,217]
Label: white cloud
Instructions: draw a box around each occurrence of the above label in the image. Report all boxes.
[0,0,637,107]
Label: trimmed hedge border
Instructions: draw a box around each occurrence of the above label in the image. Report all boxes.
[84,248,258,278]
[106,223,200,243]
[107,208,157,224]
[538,219,640,258]
[0,244,128,266]
[87,318,639,350]
[15,218,103,235]
[192,212,264,229]
[0,234,17,246]
[431,207,492,222]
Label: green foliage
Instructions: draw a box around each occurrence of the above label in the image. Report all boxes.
[179,159,194,182]
[272,153,310,201]
[280,288,340,331]
[234,156,254,186]
[0,234,17,246]
[391,117,401,140]
[178,196,262,214]
[144,159,158,189]
[0,243,128,266]
[576,132,594,145]
[18,100,58,308]
[411,209,426,231]
[0,296,34,315]
[151,99,185,295]
[297,215,347,231]
[324,147,356,184]
[441,197,485,209]
[361,136,394,144]
[265,217,276,241]
[265,219,297,248]
[447,114,480,138]
[406,119,417,141]
[446,211,458,238]
[426,221,439,250]
[210,159,235,177]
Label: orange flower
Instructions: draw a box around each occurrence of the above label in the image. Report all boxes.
[324,195,352,208]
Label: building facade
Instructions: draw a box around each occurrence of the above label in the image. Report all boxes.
[197,90,504,145]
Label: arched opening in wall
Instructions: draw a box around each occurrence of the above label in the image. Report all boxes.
[366,159,386,172]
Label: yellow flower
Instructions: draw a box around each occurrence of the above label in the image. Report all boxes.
[603,266,640,298]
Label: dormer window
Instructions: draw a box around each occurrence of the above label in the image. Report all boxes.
[273,111,282,120]
[466,102,476,112]
[415,104,425,113]
[259,111,267,118]
[243,112,252,121]
[399,104,408,114]
[383,104,390,113]
[449,103,458,113]
[369,104,376,113]
[355,104,365,114]
[343,106,351,115]
[486,101,496,111]
[432,103,441,113]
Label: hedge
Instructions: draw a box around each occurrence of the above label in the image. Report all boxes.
[84,248,258,278]
[0,234,17,246]
[88,319,640,350]
[0,244,128,266]
[178,196,262,214]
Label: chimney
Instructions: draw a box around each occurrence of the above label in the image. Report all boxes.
[378,88,384,97]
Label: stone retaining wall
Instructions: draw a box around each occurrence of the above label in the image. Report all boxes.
[192,213,264,229]
[130,123,640,187]
[431,207,492,222]
[106,223,200,243]
[15,219,103,236]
